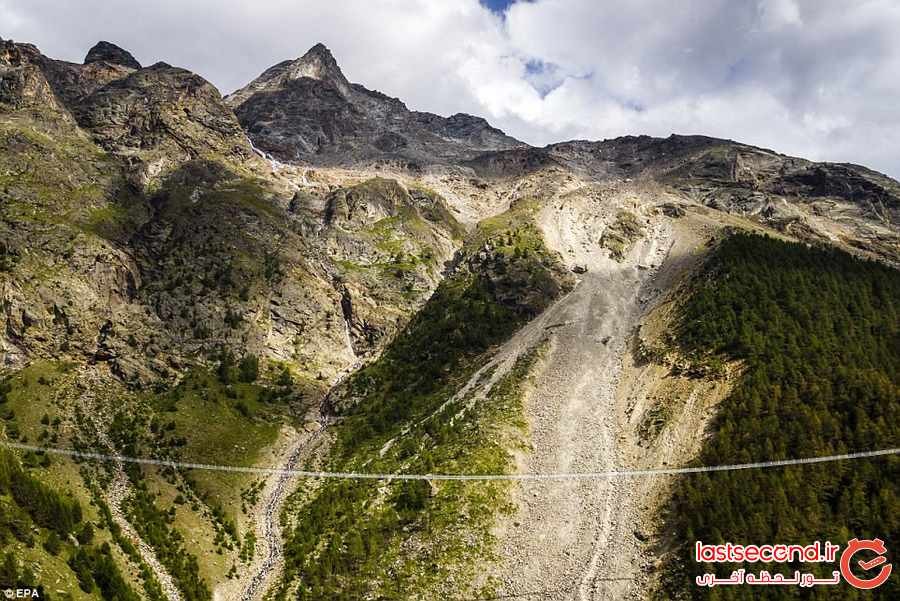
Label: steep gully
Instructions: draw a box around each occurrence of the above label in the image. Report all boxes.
[234,183,675,600]
[492,190,675,601]
[234,320,360,601]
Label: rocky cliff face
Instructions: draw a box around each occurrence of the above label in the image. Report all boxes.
[0,40,466,387]
[73,62,253,185]
[2,38,255,188]
[463,134,900,263]
[0,39,73,114]
[227,43,524,167]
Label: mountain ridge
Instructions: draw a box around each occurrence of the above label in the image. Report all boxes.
[7,37,900,194]
[2,36,898,380]
[1,35,899,601]
[227,41,526,167]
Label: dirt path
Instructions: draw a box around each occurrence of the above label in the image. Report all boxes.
[77,367,183,601]
[492,187,673,600]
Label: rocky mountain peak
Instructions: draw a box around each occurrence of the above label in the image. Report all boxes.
[293,43,342,75]
[281,42,350,96]
[83,41,141,70]
[226,42,351,108]
[227,42,523,166]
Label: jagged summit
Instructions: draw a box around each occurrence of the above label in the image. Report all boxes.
[83,41,141,70]
[227,42,350,107]
[227,42,351,107]
[226,42,524,166]
[288,42,349,90]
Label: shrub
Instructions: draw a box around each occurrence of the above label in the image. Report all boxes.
[238,355,259,383]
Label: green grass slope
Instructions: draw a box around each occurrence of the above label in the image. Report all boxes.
[275,200,572,600]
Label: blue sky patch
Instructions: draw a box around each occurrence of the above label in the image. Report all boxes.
[481,0,517,14]
[523,58,565,97]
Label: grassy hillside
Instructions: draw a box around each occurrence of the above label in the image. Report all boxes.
[0,354,308,599]
[0,362,164,600]
[663,233,899,599]
[0,444,147,601]
[1,94,474,601]
[275,202,571,600]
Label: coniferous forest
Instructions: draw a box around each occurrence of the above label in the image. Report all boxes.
[0,448,142,600]
[666,233,899,599]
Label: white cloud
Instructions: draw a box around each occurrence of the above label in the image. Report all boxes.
[1,0,899,177]
[757,0,803,30]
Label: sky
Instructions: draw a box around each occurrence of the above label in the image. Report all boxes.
[2,0,899,178]
[480,0,517,12]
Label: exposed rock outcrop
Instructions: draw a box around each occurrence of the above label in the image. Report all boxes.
[0,39,70,114]
[74,62,253,183]
[83,40,142,70]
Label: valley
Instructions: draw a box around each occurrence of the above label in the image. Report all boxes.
[1,35,898,601]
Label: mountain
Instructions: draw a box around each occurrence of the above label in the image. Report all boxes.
[1,37,898,601]
[227,43,525,168]
[1,38,255,188]
[506,134,900,260]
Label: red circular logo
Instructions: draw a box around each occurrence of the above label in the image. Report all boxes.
[840,538,892,589]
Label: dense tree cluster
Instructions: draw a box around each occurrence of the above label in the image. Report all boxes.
[69,543,141,601]
[665,234,899,600]
[343,271,521,441]
[1,448,141,600]
[343,222,564,444]
[0,448,81,538]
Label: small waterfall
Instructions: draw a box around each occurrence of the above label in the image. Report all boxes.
[246,135,284,172]
[246,135,312,188]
